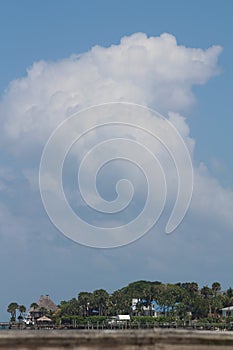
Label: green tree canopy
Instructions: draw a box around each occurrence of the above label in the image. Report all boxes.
[7,302,19,322]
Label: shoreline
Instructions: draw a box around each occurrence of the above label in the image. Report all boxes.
[1,329,233,349]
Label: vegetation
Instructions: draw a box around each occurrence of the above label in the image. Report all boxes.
[54,280,233,325]
[7,302,26,322]
[18,305,26,322]
[6,280,233,327]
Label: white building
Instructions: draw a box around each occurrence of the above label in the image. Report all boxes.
[116,315,130,321]
[220,306,233,317]
[131,298,158,317]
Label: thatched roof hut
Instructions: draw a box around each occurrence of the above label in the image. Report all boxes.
[29,295,58,320]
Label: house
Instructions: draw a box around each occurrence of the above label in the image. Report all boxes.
[131,298,177,317]
[220,306,233,317]
[28,295,58,321]
[131,298,159,317]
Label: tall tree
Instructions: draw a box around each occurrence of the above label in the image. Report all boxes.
[18,305,26,322]
[110,290,130,315]
[92,289,109,316]
[7,302,19,322]
[201,286,213,316]
[77,292,93,316]
[223,287,233,307]
[212,282,221,295]
[18,305,26,317]
[30,302,39,310]
[59,298,80,316]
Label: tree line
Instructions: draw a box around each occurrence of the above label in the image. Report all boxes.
[7,280,233,323]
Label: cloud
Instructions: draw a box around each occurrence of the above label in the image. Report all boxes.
[0,32,232,314]
[0,32,221,156]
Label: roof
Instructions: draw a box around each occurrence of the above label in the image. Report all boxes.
[117,315,130,320]
[37,315,52,322]
[29,295,58,313]
[221,306,233,311]
[131,298,175,313]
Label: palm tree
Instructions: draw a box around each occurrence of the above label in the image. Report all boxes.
[7,302,19,322]
[212,282,221,296]
[211,282,222,318]
[93,289,109,316]
[30,302,39,322]
[110,290,130,315]
[59,298,79,316]
[223,288,233,307]
[77,292,93,316]
[201,286,213,316]
[18,305,26,322]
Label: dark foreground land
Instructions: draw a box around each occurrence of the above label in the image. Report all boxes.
[1,329,233,349]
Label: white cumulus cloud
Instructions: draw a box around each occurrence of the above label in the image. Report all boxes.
[0,32,221,156]
[0,32,232,288]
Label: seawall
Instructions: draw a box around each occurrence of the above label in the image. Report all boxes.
[0,329,233,349]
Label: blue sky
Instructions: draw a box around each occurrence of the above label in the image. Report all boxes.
[1,0,232,183]
[0,0,233,320]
